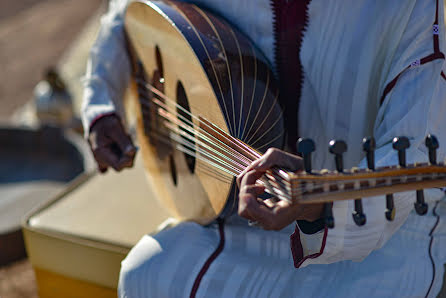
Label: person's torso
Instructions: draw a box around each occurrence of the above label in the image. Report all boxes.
[174,0,436,170]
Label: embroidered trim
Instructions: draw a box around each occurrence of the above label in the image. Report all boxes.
[290,225,328,268]
[190,219,225,298]
[441,71,446,81]
[270,0,312,152]
[434,0,440,53]
[433,24,439,35]
[379,0,445,106]
[410,59,421,68]
[89,112,118,133]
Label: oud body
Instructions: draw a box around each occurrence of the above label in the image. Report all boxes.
[125,0,284,224]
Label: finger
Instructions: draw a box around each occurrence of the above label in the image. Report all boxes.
[93,147,121,171]
[108,125,137,157]
[262,198,279,208]
[91,148,109,173]
[240,184,265,197]
[98,163,108,173]
[253,148,303,172]
[115,154,135,171]
[238,194,273,226]
[238,194,269,221]
[237,158,264,187]
[89,129,111,151]
[241,169,266,188]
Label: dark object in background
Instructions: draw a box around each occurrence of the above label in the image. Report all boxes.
[34,68,74,127]
[0,125,93,266]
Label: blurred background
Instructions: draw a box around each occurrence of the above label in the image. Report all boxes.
[0,0,104,296]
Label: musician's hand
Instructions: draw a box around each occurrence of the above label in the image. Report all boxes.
[236,148,324,230]
[88,114,137,173]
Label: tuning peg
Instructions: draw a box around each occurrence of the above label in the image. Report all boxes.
[326,140,347,229]
[352,137,376,226]
[297,138,315,173]
[324,203,335,229]
[385,194,395,221]
[425,134,439,165]
[329,140,347,172]
[362,137,376,171]
[392,137,410,167]
[352,199,366,226]
[414,190,428,215]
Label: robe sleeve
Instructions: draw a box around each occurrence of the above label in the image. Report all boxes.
[81,0,131,136]
[297,2,446,268]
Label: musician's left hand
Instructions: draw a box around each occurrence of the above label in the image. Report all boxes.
[236,148,324,230]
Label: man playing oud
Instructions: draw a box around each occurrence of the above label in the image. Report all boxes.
[82,0,446,297]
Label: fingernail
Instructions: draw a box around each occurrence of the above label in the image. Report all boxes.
[124,145,137,155]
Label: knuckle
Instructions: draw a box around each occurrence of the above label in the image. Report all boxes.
[245,170,256,180]
[268,148,279,156]
[241,185,252,193]
[265,148,275,156]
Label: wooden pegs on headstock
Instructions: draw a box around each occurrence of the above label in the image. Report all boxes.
[385,194,396,221]
[352,137,376,226]
[414,190,428,215]
[324,203,335,229]
[297,138,315,173]
[352,199,366,226]
[392,136,410,167]
[329,140,347,172]
[363,137,376,171]
[384,137,410,221]
[412,135,438,216]
[326,140,348,228]
[425,134,439,165]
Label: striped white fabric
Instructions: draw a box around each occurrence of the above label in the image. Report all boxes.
[119,198,446,297]
[81,0,446,296]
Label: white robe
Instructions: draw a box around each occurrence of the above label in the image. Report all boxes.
[81,0,446,297]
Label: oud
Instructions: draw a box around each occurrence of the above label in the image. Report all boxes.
[124,0,446,226]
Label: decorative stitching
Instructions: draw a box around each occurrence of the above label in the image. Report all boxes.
[292,226,329,268]
[190,219,225,298]
[270,0,312,153]
[379,0,444,106]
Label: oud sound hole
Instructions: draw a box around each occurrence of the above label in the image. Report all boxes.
[176,81,196,174]
[169,155,178,186]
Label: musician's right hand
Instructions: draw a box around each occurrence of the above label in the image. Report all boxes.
[88,114,137,173]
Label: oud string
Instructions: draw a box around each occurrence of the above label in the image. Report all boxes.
[136,79,264,159]
[288,172,446,198]
[134,80,446,203]
[136,79,261,163]
[135,82,292,201]
[139,95,256,174]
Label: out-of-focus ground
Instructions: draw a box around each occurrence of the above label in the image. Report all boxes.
[0,0,103,297]
[0,0,103,120]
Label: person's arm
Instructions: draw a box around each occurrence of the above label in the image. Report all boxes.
[81,0,137,172]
